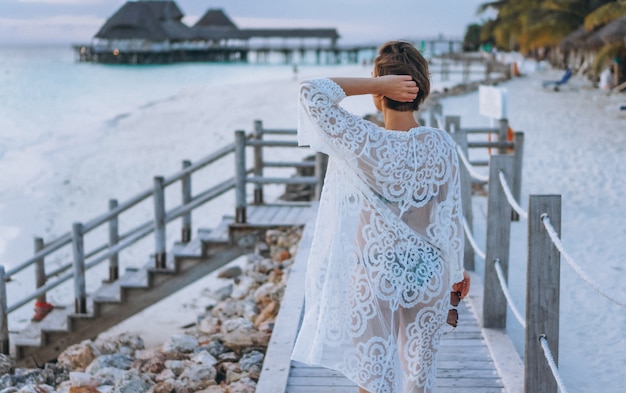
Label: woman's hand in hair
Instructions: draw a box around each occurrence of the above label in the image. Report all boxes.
[376,75,418,102]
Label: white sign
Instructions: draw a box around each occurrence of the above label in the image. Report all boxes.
[479,85,508,120]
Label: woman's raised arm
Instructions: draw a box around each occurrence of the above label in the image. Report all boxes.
[330,75,418,102]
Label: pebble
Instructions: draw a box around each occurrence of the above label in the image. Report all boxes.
[0,228,302,393]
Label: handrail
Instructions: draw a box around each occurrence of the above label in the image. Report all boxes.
[5,143,240,282]
[498,171,528,220]
[541,215,626,309]
[493,259,526,328]
[7,176,238,314]
[1,122,317,332]
[539,336,570,393]
[163,143,235,186]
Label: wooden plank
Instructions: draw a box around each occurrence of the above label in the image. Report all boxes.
[287,387,356,393]
[258,205,283,224]
[282,206,308,225]
[256,204,317,393]
[268,205,292,225]
[288,376,356,386]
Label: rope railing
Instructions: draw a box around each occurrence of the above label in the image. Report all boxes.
[493,259,526,328]
[498,171,528,220]
[541,215,626,309]
[462,218,485,260]
[539,335,570,393]
[455,145,489,183]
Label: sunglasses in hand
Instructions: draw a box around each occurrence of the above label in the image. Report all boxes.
[445,291,462,332]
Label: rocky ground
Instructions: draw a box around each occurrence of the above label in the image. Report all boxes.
[0,227,303,393]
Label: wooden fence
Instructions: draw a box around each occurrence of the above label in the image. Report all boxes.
[0,122,321,356]
[441,111,564,393]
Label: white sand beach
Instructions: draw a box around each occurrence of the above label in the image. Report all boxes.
[1,56,625,391]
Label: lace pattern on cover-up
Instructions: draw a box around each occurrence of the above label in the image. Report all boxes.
[292,78,464,393]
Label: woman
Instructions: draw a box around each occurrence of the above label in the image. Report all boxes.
[292,41,470,393]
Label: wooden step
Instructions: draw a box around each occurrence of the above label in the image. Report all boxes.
[12,225,249,368]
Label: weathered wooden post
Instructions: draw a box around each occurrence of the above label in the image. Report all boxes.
[463,60,470,83]
[253,120,264,205]
[483,154,514,328]
[498,118,509,154]
[0,265,8,355]
[444,115,460,134]
[525,195,561,393]
[449,118,475,272]
[442,60,450,82]
[511,132,525,221]
[153,176,167,269]
[235,130,247,224]
[107,199,119,281]
[314,152,328,201]
[429,102,443,128]
[181,160,192,243]
[72,223,87,314]
[34,237,47,304]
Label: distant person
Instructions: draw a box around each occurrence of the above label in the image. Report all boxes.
[599,67,614,91]
[292,63,299,80]
[292,40,470,393]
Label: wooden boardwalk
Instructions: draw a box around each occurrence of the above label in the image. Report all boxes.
[257,203,523,393]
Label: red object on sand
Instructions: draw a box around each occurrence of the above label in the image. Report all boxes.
[32,301,54,321]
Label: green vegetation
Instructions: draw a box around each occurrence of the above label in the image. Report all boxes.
[464,0,626,85]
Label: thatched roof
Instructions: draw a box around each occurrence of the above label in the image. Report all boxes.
[95,1,196,41]
[596,15,626,45]
[559,25,595,50]
[194,9,238,30]
[238,29,340,40]
[560,16,626,51]
[95,2,340,43]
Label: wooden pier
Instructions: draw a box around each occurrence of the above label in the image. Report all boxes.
[73,44,378,65]
[256,201,523,393]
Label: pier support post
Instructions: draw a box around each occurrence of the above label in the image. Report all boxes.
[181,160,192,243]
[429,102,443,128]
[153,176,167,269]
[483,155,514,328]
[511,132,525,221]
[253,120,264,205]
[525,195,561,393]
[0,266,8,355]
[34,237,47,303]
[314,152,328,201]
[72,223,87,314]
[498,119,509,154]
[450,119,475,271]
[235,130,247,224]
[107,199,119,281]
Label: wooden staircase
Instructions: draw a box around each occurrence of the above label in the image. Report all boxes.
[11,215,250,368]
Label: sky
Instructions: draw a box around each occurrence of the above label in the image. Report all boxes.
[0,0,493,46]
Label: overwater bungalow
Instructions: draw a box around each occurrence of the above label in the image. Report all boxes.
[73,1,355,64]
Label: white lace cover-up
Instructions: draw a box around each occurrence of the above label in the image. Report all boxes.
[291,78,464,393]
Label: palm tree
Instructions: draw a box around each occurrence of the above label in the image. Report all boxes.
[477,0,617,54]
[584,2,626,82]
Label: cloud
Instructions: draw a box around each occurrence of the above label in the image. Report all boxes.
[0,15,103,44]
[17,0,105,4]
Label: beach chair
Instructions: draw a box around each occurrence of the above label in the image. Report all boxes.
[542,68,572,91]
